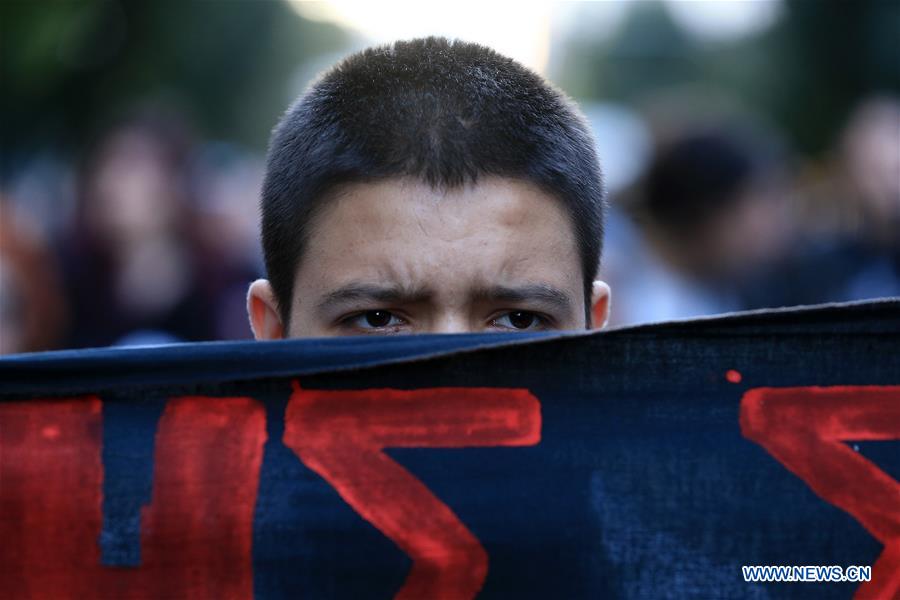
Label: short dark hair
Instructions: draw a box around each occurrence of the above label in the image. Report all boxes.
[261,37,605,326]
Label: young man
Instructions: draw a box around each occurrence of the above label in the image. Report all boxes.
[248,37,610,338]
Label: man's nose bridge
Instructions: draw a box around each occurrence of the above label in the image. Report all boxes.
[429,311,474,335]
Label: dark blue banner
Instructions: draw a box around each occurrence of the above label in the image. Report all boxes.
[1,300,898,599]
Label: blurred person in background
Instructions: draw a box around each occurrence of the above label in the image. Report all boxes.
[784,96,900,303]
[604,122,795,325]
[191,144,267,341]
[0,198,68,354]
[604,95,899,329]
[59,108,258,348]
[839,97,900,246]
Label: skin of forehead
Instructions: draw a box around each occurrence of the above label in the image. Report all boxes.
[287,176,584,335]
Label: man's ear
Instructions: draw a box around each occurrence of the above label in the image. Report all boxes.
[590,280,611,329]
[247,279,285,340]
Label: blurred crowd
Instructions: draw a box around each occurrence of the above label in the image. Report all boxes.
[602,95,900,326]
[1,107,264,353]
[2,0,899,354]
[1,93,897,353]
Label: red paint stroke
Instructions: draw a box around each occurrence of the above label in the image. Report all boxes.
[283,382,542,600]
[725,369,742,384]
[0,396,266,599]
[740,386,900,600]
[119,396,267,599]
[0,398,105,598]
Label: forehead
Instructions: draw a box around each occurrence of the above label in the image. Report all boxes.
[295,176,582,297]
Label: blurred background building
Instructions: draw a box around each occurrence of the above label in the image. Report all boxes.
[1,0,898,352]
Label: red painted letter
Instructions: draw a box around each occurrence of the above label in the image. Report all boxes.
[283,382,542,600]
[0,396,267,599]
[0,398,105,598]
[740,386,900,599]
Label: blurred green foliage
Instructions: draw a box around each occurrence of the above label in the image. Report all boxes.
[3,0,897,163]
[1,0,350,158]
[558,0,900,155]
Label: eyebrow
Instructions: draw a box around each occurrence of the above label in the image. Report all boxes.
[315,283,432,315]
[472,284,575,316]
[314,282,575,318]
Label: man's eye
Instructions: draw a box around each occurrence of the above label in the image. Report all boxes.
[492,311,546,331]
[346,310,405,330]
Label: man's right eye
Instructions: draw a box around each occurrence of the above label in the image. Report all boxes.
[341,310,407,333]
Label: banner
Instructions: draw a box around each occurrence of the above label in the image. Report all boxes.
[1,300,899,599]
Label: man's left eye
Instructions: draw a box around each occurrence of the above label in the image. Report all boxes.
[491,311,547,331]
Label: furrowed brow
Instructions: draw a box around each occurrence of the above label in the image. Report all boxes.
[475,284,574,315]
[315,283,431,315]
